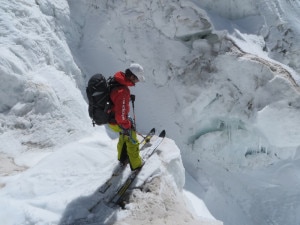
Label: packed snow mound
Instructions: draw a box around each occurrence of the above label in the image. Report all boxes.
[59,130,222,225]
[0,127,221,225]
[113,138,222,225]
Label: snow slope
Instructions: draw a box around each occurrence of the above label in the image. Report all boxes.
[0,127,221,225]
[1,0,300,225]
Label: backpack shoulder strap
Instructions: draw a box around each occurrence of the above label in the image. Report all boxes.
[107,76,123,92]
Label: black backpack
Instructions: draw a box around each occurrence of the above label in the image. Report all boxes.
[86,74,120,126]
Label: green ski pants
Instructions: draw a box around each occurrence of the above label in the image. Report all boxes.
[109,124,142,170]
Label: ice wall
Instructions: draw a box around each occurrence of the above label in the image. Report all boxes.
[0,0,91,156]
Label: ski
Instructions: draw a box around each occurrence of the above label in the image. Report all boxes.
[98,128,155,194]
[108,130,166,207]
[140,128,155,150]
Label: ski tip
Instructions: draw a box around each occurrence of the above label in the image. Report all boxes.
[159,130,166,138]
[151,128,155,133]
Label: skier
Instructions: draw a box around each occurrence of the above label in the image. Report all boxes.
[108,63,145,171]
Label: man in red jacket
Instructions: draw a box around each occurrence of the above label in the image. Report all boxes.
[109,63,145,171]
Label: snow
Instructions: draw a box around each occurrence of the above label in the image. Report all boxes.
[0,126,219,225]
[1,0,300,225]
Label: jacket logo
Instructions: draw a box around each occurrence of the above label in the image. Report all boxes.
[121,98,126,121]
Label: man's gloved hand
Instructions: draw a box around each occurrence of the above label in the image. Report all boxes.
[121,127,130,136]
[130,94,135,102]
[128,116,136,131]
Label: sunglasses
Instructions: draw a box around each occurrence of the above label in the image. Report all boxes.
[131,74,139,83]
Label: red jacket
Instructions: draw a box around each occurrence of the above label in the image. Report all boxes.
[110,71,135,129]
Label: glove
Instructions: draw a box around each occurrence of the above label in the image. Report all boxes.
[130,94,135,102]
[121,127,130,135]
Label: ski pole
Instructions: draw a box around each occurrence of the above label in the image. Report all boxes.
[136,131,146,139]
[130,94,136,129]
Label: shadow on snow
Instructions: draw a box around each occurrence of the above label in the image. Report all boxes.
[58,165,127,225]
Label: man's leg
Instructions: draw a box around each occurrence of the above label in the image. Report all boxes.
[118,139,129,165]
[109,124,128,164]
[125,130,142,170]
[108,124,141,169]
[117,134,126,162]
